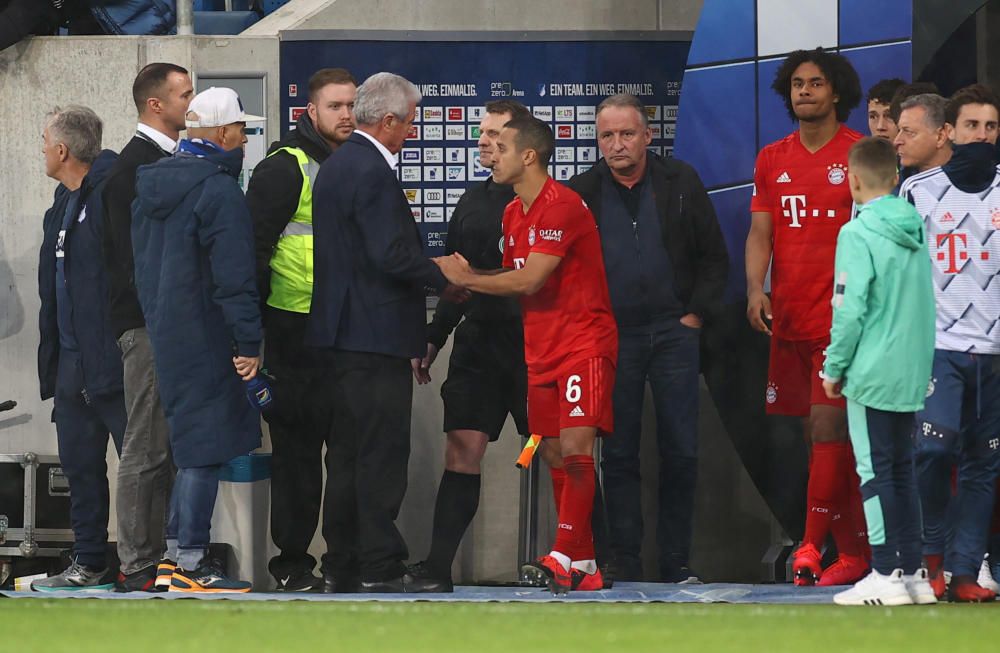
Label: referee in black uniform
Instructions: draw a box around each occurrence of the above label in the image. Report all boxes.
[405,100,532,592]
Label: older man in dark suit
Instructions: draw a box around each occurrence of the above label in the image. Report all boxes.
[309,72,466,593]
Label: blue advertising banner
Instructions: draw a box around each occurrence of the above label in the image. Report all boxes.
[279,33,690,255]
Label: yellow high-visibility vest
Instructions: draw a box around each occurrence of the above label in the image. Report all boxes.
[266,146,319,313]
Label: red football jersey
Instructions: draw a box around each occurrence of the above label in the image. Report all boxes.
[502,178,617,380]
[751,124,861,340]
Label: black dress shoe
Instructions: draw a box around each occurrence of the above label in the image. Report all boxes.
[359,576,405,593]
[599,561,615,589]
[322,573,360,593]
[404,561,454,593]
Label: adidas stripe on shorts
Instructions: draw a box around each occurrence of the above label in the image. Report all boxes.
[527,356,615,438]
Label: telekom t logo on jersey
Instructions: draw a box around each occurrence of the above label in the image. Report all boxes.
[935,232,988,274]
[780,195,837,228]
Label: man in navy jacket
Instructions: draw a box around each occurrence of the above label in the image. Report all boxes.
[308,72,466,592]
[33,105,126,592]
[131,87,263,593]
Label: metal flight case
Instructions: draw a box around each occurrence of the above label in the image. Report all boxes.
[0,451,74,585]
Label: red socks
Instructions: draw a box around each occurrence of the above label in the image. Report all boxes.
[550,466,566,516]
[830,454,869,559]
[804,441,851,549]
[552,455,596,562]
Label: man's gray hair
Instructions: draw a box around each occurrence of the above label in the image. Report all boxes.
[353,72,422,126]
[899,93,948,130]
[45,105,103,164]
[596,94,650,127]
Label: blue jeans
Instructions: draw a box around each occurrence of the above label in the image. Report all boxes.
[915,350,1000,577]
[600,320,700,580]
[165,465,221,571]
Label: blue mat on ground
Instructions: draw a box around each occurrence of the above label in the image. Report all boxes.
[1,583,839,604]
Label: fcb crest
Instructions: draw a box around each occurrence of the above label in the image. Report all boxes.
[827,163,847,185]
[991,207,1000,230]
[528,225,536,246]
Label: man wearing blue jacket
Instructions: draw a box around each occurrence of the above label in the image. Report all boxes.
[33,106,126,592]
[308,72,466,592]
[131,87,264,593]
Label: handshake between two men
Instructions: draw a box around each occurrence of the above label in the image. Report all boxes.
[410,253,478,385]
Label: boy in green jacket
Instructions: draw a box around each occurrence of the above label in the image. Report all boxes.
[821,137,937,606]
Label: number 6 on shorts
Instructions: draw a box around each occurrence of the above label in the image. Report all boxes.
[565,375,582,403]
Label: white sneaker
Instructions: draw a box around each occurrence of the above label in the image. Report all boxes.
[978,556,1000,594]
[834,568,914,606]
[904,568,938,605]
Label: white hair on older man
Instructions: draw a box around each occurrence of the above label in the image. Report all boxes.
[353,72,422,126]
[45,105,103,164]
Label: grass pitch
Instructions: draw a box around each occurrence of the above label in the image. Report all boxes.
[1,599,998,652]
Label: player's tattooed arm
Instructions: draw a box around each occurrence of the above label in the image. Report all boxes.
[745,211,774,335]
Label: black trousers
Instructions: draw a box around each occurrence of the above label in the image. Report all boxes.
[264,308,332,579]
[324,350,412,582]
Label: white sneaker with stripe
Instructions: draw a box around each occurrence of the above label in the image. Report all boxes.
[904,568,938,605]
[833,568,913,606]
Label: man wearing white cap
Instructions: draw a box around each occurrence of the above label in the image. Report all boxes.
[131,87,265,593]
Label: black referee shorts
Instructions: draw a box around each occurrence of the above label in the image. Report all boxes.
[440,319,528,441]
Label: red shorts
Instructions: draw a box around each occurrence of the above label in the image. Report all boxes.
[766,336,846,416]
[528,356,615,438]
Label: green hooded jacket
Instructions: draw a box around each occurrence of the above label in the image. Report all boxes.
[822,195,936,412]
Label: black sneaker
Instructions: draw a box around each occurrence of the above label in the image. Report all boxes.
[115,564,158,592]
[274,569,322,592]
[404,561,453,593]
[662,565,702,584]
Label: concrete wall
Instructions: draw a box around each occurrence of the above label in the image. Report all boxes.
[245,0,702,34]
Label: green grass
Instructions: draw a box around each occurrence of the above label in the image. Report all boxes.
[1,599,998,652]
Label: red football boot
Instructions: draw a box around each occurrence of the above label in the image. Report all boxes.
[817,554,870,586]
[571,567,604,592]
[521,555,572,596]
[948,575,998,603]
[924,554,947,600]
[792,542,823,586]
